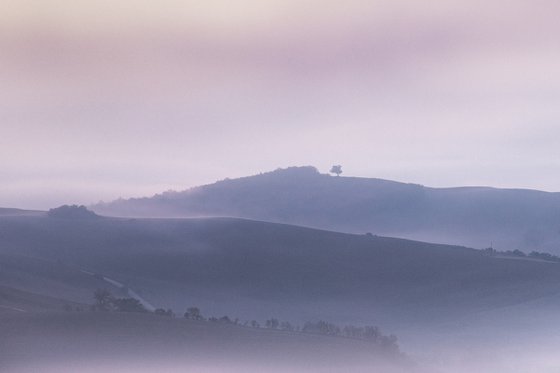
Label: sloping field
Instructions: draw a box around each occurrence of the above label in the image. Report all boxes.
[2,215,560,328]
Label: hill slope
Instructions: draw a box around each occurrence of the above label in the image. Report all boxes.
[0,285,81,313]
[2,214,560,328]
[91,166,560,253]
[3,214,560,371]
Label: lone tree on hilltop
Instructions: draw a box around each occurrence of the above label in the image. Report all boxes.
[330,165,342,176]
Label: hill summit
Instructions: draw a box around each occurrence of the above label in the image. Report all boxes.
[91,166,560,253]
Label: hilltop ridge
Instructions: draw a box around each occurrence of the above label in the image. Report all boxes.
[91,166,560,253]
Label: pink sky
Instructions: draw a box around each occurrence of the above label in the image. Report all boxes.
[2,1,560,208]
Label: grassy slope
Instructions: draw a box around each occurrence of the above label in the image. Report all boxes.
[1,215,560,328]
[0,285,83,313]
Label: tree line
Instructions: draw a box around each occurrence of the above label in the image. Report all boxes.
[481,247,560,262]
[87,288,399,353]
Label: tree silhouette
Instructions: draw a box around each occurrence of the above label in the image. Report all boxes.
[302,320,340,336]
[93,288,113,311]
[112,297,147,313]
[155,308,175,317]
[184,306,203,320]
[330,165,342,176]
[266,318,279,329]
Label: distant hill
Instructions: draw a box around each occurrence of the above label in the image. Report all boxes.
[92,166,560,253]
[0,208,44,217]
[3,214,560,371]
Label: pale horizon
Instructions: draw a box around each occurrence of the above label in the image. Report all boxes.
[4,165,560,211]
[2,0,560,209]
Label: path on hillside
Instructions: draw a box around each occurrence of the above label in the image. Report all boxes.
[0,305,27,313]
[80,269,156,312]
[0,253,157,312]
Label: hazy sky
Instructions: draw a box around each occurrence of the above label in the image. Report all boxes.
[2,1,560,209]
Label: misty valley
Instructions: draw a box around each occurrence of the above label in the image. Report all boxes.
[5,0,560,370]
[2,168,560,372]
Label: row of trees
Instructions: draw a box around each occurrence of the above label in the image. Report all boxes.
[93,288,147,313]
[482,247,560,262]
[90,289,399,352]
[181,306,398,351]
[301,321,397,350]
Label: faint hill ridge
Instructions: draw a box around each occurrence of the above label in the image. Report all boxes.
[0,208,45,217]
[91,166,560,253]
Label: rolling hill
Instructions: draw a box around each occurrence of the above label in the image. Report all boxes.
[3,213,560,371]
[2,213,560,329]
[91,166,560,253]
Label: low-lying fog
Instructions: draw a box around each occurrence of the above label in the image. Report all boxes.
[5,347,560,373]
[3,310,560,373]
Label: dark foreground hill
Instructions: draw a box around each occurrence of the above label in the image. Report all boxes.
[3,214,560,371]
[0,311,409,373]
[91,166,560,253]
